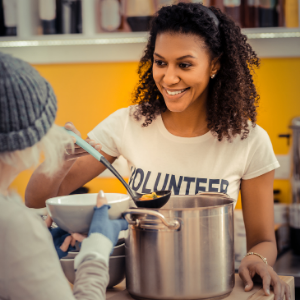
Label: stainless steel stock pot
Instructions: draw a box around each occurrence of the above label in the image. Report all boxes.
[123,192,235,300]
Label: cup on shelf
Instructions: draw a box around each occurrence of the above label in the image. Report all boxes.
[39,0,57,34]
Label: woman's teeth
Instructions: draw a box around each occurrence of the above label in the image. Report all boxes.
[166,88,188,96]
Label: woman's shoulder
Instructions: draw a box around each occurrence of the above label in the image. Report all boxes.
[245,122,271,143]
[108,105,152,127]
[222,122,272,151]
[100,105,140,124]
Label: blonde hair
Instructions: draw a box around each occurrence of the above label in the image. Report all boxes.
[0,125,74,177]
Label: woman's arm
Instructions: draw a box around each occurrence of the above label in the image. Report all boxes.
[25,151,116,208]
[239,170,291,300]
[241,170,277,265]
[25,121,116,208]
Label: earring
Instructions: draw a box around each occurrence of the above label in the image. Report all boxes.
[211,74,216,79]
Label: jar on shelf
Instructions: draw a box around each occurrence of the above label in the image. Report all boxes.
[125,0,156,32]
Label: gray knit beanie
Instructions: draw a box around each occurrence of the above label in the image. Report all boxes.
[0,52,57,152]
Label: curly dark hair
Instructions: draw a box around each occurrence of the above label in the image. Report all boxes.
[132,2,260,141]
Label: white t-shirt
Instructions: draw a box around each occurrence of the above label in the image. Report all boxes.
[88,106,279,206]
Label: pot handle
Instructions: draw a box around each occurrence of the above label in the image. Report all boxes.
[196,191,230,198]
[123,209,181,230]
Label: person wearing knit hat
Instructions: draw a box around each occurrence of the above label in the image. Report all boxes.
[0,52,128,300]
[0,51,57,152]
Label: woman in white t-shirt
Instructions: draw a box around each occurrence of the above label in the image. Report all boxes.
[26,3,290,300]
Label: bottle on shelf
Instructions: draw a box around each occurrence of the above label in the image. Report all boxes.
[0,0,5,36]
[224,0,242,27]
[242,0,260,28]
[285,0,299,27]
[58,0,82,34]
[276,0,285,27]
[2,0,17,36]
[245,0,259,28]
[39,0,57,34]
[56,0,62,33]
[76,0,82,33]
[259,0,277,27]
[126,0,156,32]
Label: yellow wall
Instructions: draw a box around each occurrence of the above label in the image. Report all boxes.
[10,57,300,207]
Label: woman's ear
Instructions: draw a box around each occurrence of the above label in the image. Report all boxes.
[211,56,221,74]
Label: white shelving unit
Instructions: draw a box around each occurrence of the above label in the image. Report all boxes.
[0,0,299,64]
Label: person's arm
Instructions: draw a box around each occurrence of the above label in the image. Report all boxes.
[25,122,116,208]
[26,151,115,208]
[238,170,291,300]
[6,205,77,300]
[6,203,116,300]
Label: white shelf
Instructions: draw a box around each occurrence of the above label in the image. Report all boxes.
[1,0,300,64]
[0,32,148,64]
[0,27,299,64]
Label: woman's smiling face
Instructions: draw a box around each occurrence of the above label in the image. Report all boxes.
[153,32,218,113]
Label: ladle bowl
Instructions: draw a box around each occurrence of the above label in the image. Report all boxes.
[134,190,171,209]
[65,129,172,209]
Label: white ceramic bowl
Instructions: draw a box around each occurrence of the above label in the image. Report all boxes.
[46,193,130,234]
[60,255,126,288]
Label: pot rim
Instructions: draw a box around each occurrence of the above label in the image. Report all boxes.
[157,194,235,212]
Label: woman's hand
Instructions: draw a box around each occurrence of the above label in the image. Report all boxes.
[64,122,102,161]
[239,256,291,300]
[45,215,77,259]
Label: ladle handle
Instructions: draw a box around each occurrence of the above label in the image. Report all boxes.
[65,129,102,161]
[123,209,180,230]
[64,128,138,200]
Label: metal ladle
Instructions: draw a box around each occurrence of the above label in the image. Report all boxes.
[65,129,171,208]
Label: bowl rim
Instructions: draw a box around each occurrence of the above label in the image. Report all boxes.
[60,255,126,262]
[46,193,130,206]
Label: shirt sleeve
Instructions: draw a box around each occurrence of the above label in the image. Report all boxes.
[5,205,107,300]
[88,107,129,157]
[242,125,280,180]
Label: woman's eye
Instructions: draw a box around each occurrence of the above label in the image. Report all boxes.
[154,60,166,66]
[179,63,191,69]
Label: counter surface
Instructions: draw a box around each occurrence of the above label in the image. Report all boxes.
[106,274,295,300]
